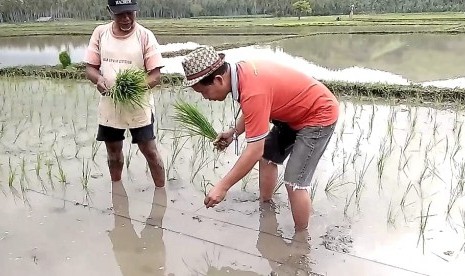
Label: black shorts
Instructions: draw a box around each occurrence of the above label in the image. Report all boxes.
[96,114,155,144]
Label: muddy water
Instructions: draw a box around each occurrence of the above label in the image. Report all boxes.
[0,78,464,275]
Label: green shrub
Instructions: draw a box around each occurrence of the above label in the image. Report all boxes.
[59,51,71,68]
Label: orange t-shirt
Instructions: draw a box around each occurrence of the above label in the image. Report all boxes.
[236,60,339,142]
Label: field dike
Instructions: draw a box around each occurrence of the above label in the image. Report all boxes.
[1,64,464,105]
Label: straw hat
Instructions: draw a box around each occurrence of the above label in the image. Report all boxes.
[182,46,225,86]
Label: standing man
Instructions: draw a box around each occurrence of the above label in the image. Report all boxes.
[84,0,165,187]
[181,46,339,231]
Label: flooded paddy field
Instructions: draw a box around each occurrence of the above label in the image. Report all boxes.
[0,77,464,275]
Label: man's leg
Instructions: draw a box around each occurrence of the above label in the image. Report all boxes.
[286,185,312,231]
[260,122,296,202]
[130,116,165,187]
[137,140,165,187]
[105,141,124,182]
[259,159,278,202]
[284,123,336,231]
[97,125,125,182]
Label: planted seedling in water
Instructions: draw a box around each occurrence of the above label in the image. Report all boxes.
[377,138,389,191]
[81,158,92,204]
[387,200,397,228]
[417,201,432,254]
[8,158,20,199]
[324,170,345,196]
[200,176,213,197]
[91,139,101,162]
[54,151,67,184]
[354,155,374,210]
[125,143,134,170]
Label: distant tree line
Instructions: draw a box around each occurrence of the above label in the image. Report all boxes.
[0,0,464,22]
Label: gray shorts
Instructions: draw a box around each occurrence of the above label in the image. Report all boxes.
[263,121,336,189]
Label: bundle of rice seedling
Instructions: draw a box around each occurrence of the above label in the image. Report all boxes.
[172,100,217,141]
[109,68,148,108]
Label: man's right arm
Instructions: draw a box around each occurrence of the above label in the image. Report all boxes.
[85,64,108,94]
[85,64,101,84]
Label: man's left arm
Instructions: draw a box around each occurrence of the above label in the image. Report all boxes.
[221,139,264,189]
[143,30,164,89]
[146,67,161,89]
[204,93,271,208]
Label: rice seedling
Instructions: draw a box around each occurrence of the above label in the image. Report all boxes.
[400,182,414,211]
[8,158,16,188]
[432,112,440,139]
[191,155,211,183]
[367,104,376,140]
[324,170,345,195]
[166,132,188,179]
[338,119,345,142]
[8,158,20,199]
[377,138,389,190]
[354,155,374,209]
[331,136,339,165]
[417,201,432,254]
[342,151,352,175]
[172,100,217,142]
[45,158,55,190]
[19,158,29,186]
[387,113,395,152]
[54,151,67,184]
[446,162,465,218]
[310,179,319,201]
[80,158,92,204]
[91,139,101,162]
[387,200,397,228]
[241,171,254,191]
[200,176,213,197]
[125,143,134,170]
[354,128,364,157]
[13,125,27,143]
[344,190,355,219]
[0,122,4,139]
[451,139,461,162]
[453,112,460,133]
[109,68,148,108]
[73,137,82,158]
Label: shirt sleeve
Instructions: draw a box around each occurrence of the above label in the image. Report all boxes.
[84,26,102,66]
[143,30,164,71]
[241,93,272,143]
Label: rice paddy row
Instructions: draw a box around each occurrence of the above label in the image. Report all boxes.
[1,65,464,106]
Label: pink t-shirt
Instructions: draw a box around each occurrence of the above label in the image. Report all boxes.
[84,22,163,129]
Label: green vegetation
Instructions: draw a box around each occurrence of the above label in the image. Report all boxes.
[0,0,464,22]
[110,69,148,108]
[172,100,218,141]
[1,64,464,105]
[1,13,464,37]
[293,0,312,20]
[58,51,71,68]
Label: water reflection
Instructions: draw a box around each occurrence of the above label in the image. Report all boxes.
[109,181,167,276]
[1,33,464,87]
[257,202,314,275]
[270,34,465,82]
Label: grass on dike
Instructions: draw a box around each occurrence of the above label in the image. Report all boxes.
[0,12,463,37]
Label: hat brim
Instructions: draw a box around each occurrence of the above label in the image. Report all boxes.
[109,4,139,14]
[183,53,225,87]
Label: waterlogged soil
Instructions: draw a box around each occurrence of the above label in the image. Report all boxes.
[0,78,464,276]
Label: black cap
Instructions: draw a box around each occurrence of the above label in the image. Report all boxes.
[107,0,138,14]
